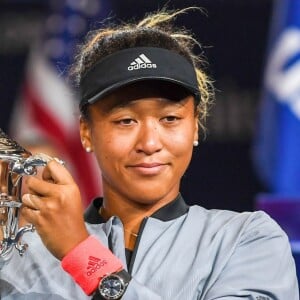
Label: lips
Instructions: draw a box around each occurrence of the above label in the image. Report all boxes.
[127,162,168,175]
[133,162,164,168]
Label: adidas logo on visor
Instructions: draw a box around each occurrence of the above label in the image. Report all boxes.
[128,54,157,71]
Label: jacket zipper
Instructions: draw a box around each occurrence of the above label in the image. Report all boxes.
[128,217,148,274]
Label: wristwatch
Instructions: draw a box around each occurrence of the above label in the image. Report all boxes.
[98,269,131,300]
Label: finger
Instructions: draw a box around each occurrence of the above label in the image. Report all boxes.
[21,205,40,225]
[42,159,74,185]
[22,193,42,210]
[24,176,56,197]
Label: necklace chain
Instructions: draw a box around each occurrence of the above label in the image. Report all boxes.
[124,229,138,237]
[99,207,138,237]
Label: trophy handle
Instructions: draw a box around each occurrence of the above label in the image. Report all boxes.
[14,224,35,256]
[0,224,35,257]
[11,153,64,176]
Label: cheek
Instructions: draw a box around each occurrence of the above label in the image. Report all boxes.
[91,131,130,167]
[164,123,195,154]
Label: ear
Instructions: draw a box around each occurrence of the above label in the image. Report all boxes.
[193,117,199,143]
[79,117,92,152]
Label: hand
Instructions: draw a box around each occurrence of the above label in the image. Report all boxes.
[21,159,89,260]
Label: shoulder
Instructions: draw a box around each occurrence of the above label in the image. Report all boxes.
[188,205,283,233]
[186,206,290,251]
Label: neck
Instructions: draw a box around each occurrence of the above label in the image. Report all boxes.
[99,190,178,250]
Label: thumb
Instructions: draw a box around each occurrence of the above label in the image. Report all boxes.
[42,159,74,185]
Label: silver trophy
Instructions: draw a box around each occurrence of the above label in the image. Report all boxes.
[0,128,58,266]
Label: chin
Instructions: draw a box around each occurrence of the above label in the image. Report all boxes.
[124,185,178,207]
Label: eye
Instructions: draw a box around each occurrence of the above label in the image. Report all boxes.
[116,118,136,126]
[161,116,180,123]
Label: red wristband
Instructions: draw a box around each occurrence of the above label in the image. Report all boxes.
[61,235,124,295]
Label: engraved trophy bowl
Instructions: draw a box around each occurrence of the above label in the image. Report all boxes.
[0,128,55,266]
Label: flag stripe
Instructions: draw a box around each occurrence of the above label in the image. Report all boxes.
[21,81,101,206]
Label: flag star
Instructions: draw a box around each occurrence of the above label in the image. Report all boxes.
[67,14,87,37]
[44,38,65,60]
[85,0,101,16]
[45,14,65,35]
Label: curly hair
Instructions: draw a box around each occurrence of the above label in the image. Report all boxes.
[71,7,214,131]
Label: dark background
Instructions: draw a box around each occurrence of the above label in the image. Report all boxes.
[0,0,274,212]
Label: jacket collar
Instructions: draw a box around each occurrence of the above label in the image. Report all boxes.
[84,193,189,224]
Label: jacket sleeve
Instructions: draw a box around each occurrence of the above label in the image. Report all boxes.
[203,211,299,300]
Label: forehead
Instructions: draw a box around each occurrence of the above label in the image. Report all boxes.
[91,80,194,112]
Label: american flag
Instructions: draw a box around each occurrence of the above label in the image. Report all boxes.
[10,0,112,206]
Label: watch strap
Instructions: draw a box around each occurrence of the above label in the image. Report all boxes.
[114,269,131,283]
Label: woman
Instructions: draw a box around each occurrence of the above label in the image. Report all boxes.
[1,8,299,300]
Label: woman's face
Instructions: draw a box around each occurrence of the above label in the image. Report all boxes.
[80,82,199,206]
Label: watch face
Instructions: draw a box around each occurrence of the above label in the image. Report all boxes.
[99,274,125,300]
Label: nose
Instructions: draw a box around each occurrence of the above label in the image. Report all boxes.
[135,120,163,155]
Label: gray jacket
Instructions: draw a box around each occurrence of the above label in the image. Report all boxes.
[0,195,299,299]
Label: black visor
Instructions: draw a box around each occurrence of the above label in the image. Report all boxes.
[80,47,200,108]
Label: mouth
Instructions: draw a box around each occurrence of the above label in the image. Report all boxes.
[127,162,169,176]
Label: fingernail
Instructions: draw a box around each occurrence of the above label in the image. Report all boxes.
[22,194,30,202]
